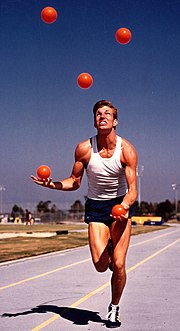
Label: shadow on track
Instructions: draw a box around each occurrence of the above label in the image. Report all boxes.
[1,304,107,326]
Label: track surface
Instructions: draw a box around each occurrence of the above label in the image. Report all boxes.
[1,224,180,330]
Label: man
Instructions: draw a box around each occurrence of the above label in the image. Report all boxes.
[31,100,138,328]
[25,209,32,225]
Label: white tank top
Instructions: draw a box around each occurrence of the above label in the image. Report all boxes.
[86,135,127,200]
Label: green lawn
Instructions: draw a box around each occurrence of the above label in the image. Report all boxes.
[0,223,169,263]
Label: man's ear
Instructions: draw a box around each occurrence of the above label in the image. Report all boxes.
[113,119,118,127]
[94,120,97,128]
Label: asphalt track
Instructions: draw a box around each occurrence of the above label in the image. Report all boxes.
[0,224,180,331]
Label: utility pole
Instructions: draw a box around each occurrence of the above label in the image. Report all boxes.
[0,185,6,215]
[136,165,144,206]
[172,183,180,215]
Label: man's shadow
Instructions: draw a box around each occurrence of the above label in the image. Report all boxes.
[1,304,107,326]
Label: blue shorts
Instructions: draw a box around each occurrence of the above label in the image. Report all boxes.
[84,196,134,226]
[84,196,126,226]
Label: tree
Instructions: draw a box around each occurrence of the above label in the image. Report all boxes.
[36,201,51,213]
[69,200,84,220]
[133,201,140,215]
[69,200,84,213]
[133,200,174,221]
[50,203,59,213]
[11,204,25,218]
[140,201,149,215]
[156,200,173,221]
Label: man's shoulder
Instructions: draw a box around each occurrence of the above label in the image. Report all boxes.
[121,137,137,164]
[77,138,91,150]
[75,138,92,161]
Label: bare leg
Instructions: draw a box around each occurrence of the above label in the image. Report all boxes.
[110,219,131,305]
[88,222,111,272]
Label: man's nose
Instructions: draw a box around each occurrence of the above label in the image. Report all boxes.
[100,114,105,119]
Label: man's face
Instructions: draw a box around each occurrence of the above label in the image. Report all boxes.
[94,106,118,131]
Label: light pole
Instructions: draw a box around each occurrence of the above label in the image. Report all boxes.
[0,185,6,215]
[136,165,144,206]
[172,183,180,215]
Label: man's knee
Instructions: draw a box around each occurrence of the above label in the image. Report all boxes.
[113,259,125,274]
[94,260,109,272]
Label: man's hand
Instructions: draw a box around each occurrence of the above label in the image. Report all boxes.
[111,204,129,220]
[31,176,55,189]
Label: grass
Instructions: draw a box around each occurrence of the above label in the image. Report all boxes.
[0,223,87,233]
[0,223,169,263]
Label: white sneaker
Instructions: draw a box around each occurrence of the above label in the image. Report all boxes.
[106,304,121,328]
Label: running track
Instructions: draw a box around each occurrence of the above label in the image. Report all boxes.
[0,224,180,330]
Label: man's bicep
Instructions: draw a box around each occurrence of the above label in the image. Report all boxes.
[125,147,138,188]
[125,164,136,188]
[71,160,85,183]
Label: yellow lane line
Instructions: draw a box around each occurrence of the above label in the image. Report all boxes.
[127,238,180,272]
[0,228,178,291]
[130,229,179,247]
[0,258,91,291]
[31,238,180,331]
[31,282,111,331]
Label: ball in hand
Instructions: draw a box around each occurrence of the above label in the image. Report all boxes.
[37,165,51,180]
[111,204,127,219]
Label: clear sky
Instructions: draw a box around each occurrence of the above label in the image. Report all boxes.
[0,0,180,212]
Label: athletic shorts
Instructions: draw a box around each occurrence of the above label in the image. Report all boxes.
[84,196,134,226]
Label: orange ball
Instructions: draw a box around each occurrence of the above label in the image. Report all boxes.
[37,165,51,180]
[41,7,58,24]
[111,204,127,218]
[77,72,93,89]
[115,27,132,45]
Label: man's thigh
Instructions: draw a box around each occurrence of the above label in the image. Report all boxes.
[110,219,132,264]
[88,222,110,265]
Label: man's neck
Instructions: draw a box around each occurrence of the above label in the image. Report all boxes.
[96,130,117,150]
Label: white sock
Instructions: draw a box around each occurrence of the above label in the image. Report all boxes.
[111,303,119,309]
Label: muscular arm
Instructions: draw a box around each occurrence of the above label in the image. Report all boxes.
[31,140,91,191]
[121,138,138,208]
[52,155,85,191]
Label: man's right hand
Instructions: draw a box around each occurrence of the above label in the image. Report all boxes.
[31,176,55,189]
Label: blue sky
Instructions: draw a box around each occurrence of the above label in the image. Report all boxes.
[0,0,180,211]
